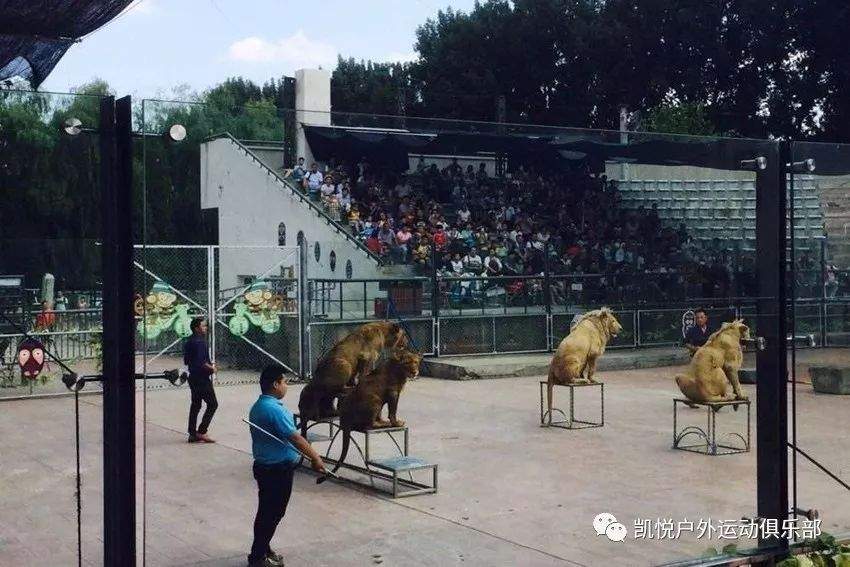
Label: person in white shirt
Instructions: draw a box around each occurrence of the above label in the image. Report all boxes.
[320,176,337,200]
[450,253,464,275]
[484,252,502,276]
[463,248,483,273]
[457,205,471,224]
[304,164,323,196]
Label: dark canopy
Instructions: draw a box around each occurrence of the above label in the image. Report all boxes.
[303,125,779,174]
[0,0,133,87]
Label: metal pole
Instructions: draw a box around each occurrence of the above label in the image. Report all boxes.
[298,239,310,379]
[544,242,553,351]
[820,239,827,344]
[208,246,216,369]
[755,141,789,552]
[431,244,440,357]
[789,151,798,520]
[101,95,136,566]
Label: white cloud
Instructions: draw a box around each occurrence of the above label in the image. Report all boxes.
[226,31,338,69]
[384,50,418,63]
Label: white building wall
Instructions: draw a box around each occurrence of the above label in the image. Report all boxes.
[295,68,331,167]
[200,137,381,293]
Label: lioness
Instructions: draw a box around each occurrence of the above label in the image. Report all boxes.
[299,321,407,434]
[547,307,623,425]
[675,319,750,404]
[331,349,422,474]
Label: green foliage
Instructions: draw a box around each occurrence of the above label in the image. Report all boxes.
[778,533,850,567]
[326,0,849,140]
[1,76,288,286]
[644,102,717,136]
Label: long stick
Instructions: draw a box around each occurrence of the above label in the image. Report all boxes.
[241,418,338,484]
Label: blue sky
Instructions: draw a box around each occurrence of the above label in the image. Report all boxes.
[42,0,477,99]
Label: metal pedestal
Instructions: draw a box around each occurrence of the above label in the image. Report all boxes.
[539,380,604,429]
[673,398,751,455]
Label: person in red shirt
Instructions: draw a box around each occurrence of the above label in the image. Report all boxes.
[432,224,448,250]
[35,300,55,330]
[366,232,382,255]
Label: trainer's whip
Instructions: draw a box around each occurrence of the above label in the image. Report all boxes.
[241,418,338,484]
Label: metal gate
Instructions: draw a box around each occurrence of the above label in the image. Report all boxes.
[134,245,305,380]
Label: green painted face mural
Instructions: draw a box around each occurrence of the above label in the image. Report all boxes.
[226,280,282,336]
[135,282,193,340]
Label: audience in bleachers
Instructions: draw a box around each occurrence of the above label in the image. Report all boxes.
[293,155,765,302]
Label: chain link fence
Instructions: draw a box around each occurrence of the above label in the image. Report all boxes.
[134,245,303,382]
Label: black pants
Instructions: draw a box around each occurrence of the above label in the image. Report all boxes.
[187,376,217,435]
[249,461,295,562]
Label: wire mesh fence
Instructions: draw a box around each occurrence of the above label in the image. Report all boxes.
[133,245,303,381]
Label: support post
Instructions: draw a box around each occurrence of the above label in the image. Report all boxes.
[543,242,553,351]
[101,95,136,566]
[755,141,789,552]
[431,244,440,357]
[298,238,310,378]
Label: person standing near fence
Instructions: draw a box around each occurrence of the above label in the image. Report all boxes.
[683,308,712,357]
[184,317,218,443]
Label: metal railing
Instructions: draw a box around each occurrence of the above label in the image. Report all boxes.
[204,132,383,265]
[307,274,850,357]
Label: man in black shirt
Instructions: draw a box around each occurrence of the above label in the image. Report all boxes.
[184,317,218,443]
[684,308,711,357]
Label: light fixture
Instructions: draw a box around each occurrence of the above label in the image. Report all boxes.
[62,117,187,142]
[788,158,815,173]
[167,124,187,142]
[63,117,83,136]
[740,157,767,171]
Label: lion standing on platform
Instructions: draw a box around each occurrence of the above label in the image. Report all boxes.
[299,321,407,434]
[547,308,623,423]
[675,319,750,404]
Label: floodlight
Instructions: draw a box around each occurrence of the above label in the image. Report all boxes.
[167,124,187,142]
[740,157,767,171]
[63,117,83,136]
[789,158,815,174]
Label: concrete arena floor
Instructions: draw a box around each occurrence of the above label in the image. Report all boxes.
[1,360,850,566]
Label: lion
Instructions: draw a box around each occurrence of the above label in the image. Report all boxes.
[298,321,408,434]
[547,307,623,425]
[674,319,750,404]
[331,349,422,474]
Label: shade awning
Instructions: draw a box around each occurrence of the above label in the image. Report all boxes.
[302,125,792,174]
[0,0,134,87]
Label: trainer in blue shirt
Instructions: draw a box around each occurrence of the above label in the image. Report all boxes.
[249,395,300,465]
[246,365,325,567]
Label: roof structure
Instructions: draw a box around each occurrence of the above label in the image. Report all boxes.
[0,0,133,87]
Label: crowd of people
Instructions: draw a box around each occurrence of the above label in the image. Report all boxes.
[288,155,843,303]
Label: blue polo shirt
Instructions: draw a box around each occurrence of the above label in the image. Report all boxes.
[248,395,300,465]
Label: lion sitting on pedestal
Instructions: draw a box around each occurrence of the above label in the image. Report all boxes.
[546,308,623,423]
[675,319,750,404]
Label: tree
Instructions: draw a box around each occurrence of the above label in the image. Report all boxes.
[643,101,717,137]
[327,0,850,141]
